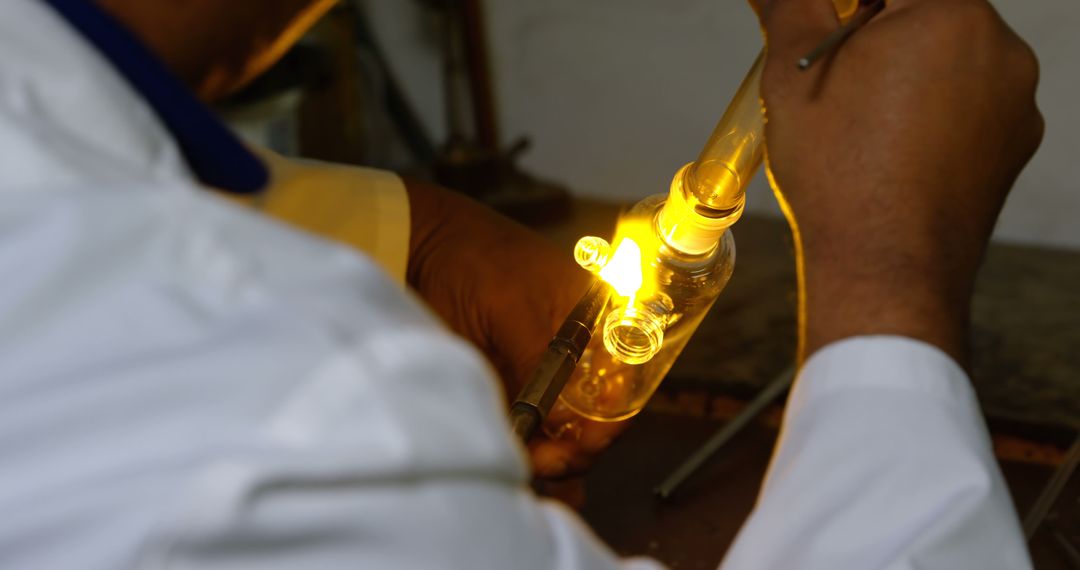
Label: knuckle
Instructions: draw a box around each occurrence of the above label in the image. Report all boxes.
[917,0,999,39]
[1011,40,1041,89]
[945,0,1000,28]
[760,62,785,100]
[762,0,838,54]
[759,59,799,107]
[1011,106,1045,163]
[1029,108,1046,150]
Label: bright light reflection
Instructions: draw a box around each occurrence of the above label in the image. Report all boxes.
[599,238,643,299]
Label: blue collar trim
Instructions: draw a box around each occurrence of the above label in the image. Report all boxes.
[40,0,268,194]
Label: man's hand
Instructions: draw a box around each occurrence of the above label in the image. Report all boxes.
[405,180,589,395]
[753,0,1043,365]
[405,180,621,481]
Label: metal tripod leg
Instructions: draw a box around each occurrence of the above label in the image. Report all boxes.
[655,366,795,499]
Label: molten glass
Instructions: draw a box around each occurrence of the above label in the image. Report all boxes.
[599,238,644,299]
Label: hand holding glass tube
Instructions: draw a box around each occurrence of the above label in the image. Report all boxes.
[544,0,863,430]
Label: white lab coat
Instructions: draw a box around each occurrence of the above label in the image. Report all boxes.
[0,1,1031,568]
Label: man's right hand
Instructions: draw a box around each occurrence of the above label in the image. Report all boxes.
[752,0,1043,366]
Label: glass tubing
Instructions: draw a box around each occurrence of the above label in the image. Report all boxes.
[657,0,860,256]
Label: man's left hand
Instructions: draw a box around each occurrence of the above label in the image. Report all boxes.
[406,179,589,396]
[404,180,625,483]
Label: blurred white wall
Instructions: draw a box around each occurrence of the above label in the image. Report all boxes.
[367,0,1080,249]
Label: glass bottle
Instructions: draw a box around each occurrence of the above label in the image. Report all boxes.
[554,195,735,423]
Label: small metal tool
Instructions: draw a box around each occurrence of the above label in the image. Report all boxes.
[655,366,795,499]
[509,280,611,441]
[797,0,886,71]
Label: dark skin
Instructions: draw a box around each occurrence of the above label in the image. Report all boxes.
[406,179,620,482]
[750,0,1043,367]
[98,0,1043,483]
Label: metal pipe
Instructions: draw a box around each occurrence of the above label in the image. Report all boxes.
[797,0,886,71]
[655,366,795,499]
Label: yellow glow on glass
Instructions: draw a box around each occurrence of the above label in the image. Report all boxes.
[573,236,612,274]
[599,237,644,299]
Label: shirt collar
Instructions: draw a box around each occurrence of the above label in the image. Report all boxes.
[39,0,268,195]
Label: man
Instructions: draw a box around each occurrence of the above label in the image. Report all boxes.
[0,0,1042,569]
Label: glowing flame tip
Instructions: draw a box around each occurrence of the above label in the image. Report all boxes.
[598,238,643,298]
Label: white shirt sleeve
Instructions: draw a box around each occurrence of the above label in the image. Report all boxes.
[720,336,1032,570]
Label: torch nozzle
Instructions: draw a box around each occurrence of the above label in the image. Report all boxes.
[508,280,612,441]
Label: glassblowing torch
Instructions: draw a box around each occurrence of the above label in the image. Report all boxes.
[508,280,611,441]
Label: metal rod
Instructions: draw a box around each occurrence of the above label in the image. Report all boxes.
[655,366,795,499]
[1023,435,1080,539]
[508,280,610,441]
[797,0,885,71]
[1051,529,1080,568]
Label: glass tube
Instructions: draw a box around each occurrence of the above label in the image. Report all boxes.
[658,0,860,256]
[655,53,763,256]
[556,196,735,422]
